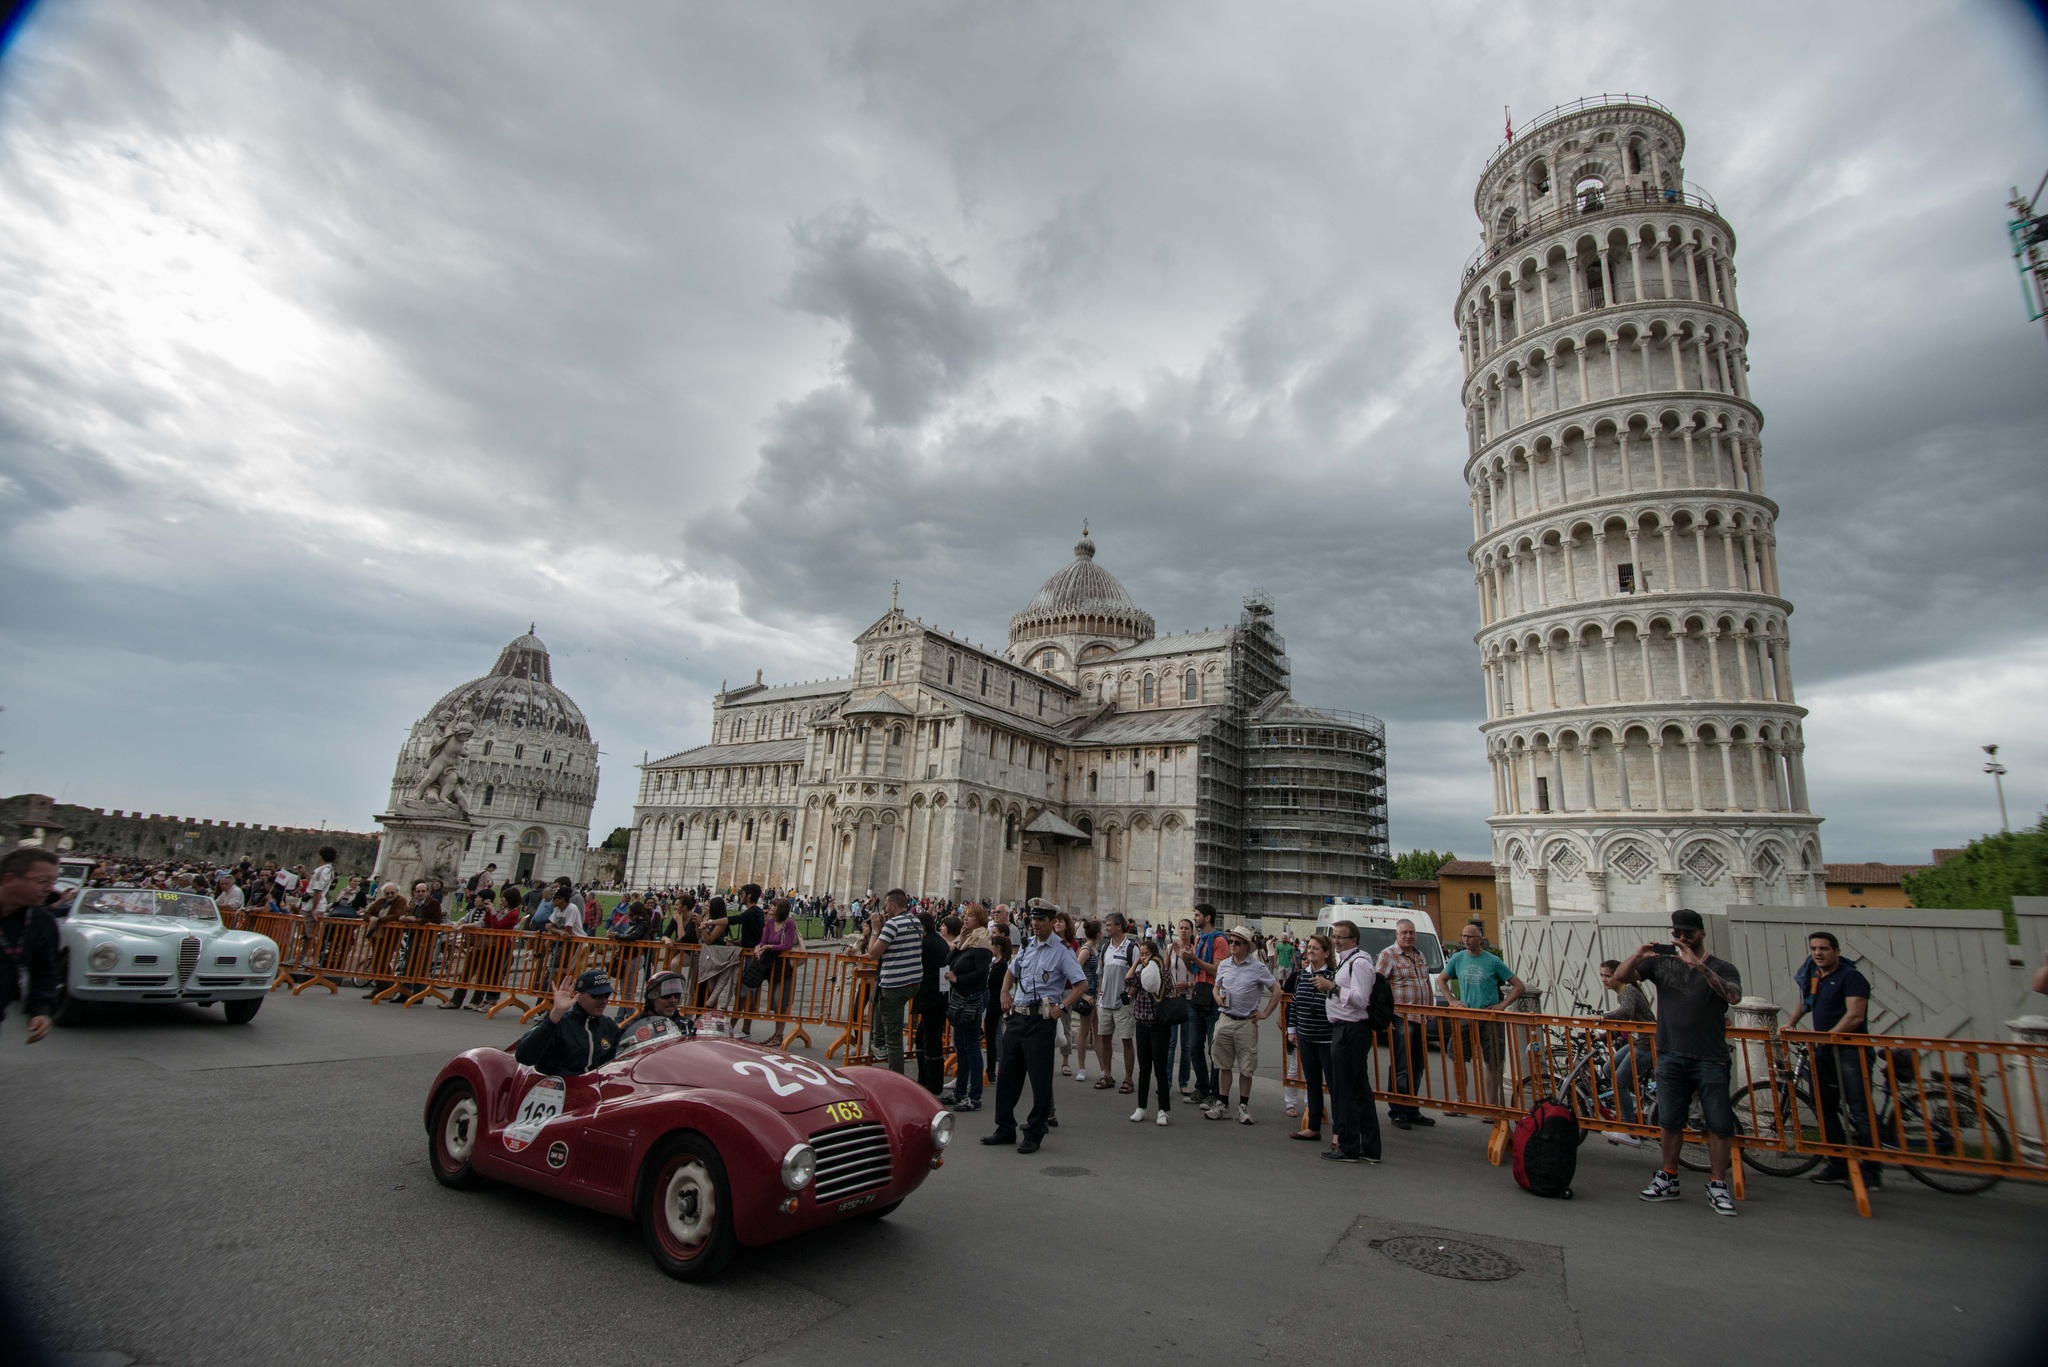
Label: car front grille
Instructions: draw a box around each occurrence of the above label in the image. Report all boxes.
[116,976,172,987]
[195,976,246,987]
[178,936,201,984]
[810,1121,892,1202]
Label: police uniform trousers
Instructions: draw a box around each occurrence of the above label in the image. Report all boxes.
[1330,1019,1384,1161]
[993,1010,1057,1140]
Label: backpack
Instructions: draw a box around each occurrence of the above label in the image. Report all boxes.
[1511,1098,1579,1198]
[1367,972,1396,1032]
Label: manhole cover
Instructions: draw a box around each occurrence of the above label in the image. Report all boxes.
[1039,1166,1092,1178]
[1374,1235,1519,1281]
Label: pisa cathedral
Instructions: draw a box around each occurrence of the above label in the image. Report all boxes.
[624,531,1390,921]
[1457,97,1824,917]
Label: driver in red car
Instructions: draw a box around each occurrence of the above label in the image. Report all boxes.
[516,969,622,1076]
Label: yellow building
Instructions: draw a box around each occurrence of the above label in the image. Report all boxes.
[1823,862,1930,909]
[1435,860,1502,947]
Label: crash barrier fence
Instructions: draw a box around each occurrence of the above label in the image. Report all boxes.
[220,910,2045,1216]
[1273,997,2047,1216]
[229,910,881,1062]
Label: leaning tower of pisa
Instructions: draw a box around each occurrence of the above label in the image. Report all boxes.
[1455,96,1823,919]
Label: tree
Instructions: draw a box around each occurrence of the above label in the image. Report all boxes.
[1901,815,2048,942]
[601,826,632,851]
[1391,849,1456,881]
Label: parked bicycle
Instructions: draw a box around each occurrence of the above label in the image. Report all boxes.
[1735,1039,2012,1194]
[1531,1005,1720,1173]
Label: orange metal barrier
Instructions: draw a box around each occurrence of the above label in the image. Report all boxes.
[1275,997,2047,1214]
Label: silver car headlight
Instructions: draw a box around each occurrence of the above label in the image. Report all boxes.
[247,944,278,976]
[930,1110,954,1151]
[780,1142,817,1191]
[88,942,120,972]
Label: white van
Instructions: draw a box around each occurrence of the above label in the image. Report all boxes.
[1312,900,1447,975]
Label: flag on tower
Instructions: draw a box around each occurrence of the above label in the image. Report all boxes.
[1504,107,1513,142]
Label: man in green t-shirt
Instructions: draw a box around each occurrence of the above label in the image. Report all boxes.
[1436,923,1527,1106]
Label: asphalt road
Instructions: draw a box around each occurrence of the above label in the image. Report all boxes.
[3,988,2045,1367]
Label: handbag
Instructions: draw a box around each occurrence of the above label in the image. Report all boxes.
[1190,980,1216,1012]
[1155,991,1191,1027]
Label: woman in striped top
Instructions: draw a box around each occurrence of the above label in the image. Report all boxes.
[1283,933,1337,1143]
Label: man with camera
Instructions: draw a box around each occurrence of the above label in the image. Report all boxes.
[1613,909,1743,1216]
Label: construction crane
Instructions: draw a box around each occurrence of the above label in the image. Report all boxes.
[2008,170,2048,347]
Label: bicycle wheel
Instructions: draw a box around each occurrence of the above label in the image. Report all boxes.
[1901,1100,2010,1195]
[1732,1081,1823,1177]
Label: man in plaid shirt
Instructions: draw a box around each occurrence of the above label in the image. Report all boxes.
[1374,919,1438,1131]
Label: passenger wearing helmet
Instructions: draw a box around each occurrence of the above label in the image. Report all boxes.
[627,969,694,1033]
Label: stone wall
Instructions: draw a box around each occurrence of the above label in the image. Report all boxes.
[2,794,380,875]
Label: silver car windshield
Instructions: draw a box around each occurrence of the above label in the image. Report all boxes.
[73,889,219,921]
[613,1014,684,1060]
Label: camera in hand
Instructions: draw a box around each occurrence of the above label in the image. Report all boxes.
[1650,943,1678,956]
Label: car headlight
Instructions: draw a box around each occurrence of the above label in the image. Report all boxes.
[780,1143,816,1192]
[247,944,278,975]
[88,943,120,972]
[930,1110,954,1151]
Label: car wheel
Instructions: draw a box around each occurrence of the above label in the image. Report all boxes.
[429,1080,487,1190]
[860,1199,903,1220]
[50,953,93,1027]
[638,1133,737,1281]
[224,998,263,1025]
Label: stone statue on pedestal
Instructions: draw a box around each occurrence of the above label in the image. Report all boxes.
[407,705,475,816]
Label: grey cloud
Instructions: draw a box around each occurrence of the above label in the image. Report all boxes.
[1013,189,1115,310]
[783,207,1007,426]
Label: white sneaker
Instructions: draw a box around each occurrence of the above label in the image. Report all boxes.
[1129,1106,1146,1123]
[1075,1070,1088,1083]
[1237,1103,1255,1125]
[1605,1131,1643,1148]
[1156,1110,1170,1126]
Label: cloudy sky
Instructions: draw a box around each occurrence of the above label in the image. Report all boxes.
[1,0,2045,864]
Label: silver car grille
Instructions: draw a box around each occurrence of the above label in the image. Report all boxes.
[810,1121,892,1202]
[178,936,201,983]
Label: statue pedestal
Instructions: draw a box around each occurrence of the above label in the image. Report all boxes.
[373,804,480,893]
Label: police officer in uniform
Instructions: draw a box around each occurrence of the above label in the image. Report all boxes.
[982,900,1086,1154]
[515,968,622,1076]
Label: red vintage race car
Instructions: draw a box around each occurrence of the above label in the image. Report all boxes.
[422,1017,952,1280]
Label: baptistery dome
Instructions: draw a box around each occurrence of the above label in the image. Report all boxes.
[388,627,599,885]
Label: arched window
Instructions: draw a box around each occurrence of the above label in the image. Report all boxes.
[494,834,505,853]
[1142,674,1156,704]
[1088,770,1098,793]
[710,819,721,840]
[1531,160,1550,196]
[1575,174,1605,212]
[1040,651,1055,669]
[980,667,990,697]
[1627,139,1644,175]
[778,819,790,841]
[1037,689,1046,717]
[1145,769,1156,792]
[890,725,904,746]
[744,819,754,840]
[482,784,495,807]
[946,656,957,685]
[1077,816,1093,836]
[1005,815,1017,850]
[542,749,551,764]
[514,744,525,760]
[481,740,493,756]
[882,654,896,681]
[534,793,545,812]
[1182,669,1198,701]
[1009,680,1018,706]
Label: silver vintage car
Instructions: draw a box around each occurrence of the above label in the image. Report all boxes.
[53,887,280,1025]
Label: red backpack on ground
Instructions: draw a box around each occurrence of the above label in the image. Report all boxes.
[1511,1098,1579,1199]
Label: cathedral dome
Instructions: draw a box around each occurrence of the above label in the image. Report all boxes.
[425,626,591,741]
[1009,529,1155,649]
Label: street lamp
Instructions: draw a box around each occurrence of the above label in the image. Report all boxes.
[1983,745,2010,834]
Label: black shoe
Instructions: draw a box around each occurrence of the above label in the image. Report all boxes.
[980,1131,1017,1146]
[953,1099,982,1112]
[1016,1138,1041,1155]
[1810,1167,1849,1186]
[1865,1172,1884,1191]
[1407,1113,1436,1127]
[1320,1150,1361,1164]
[1047,1116,1059,1129]
[1391,1115,1412,1130]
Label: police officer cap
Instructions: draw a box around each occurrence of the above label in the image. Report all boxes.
[574,968,614,997]
[1026,899,1058,919]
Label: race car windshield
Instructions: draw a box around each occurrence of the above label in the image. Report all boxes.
[73,889,220,921]
[614,1014,685,1059]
